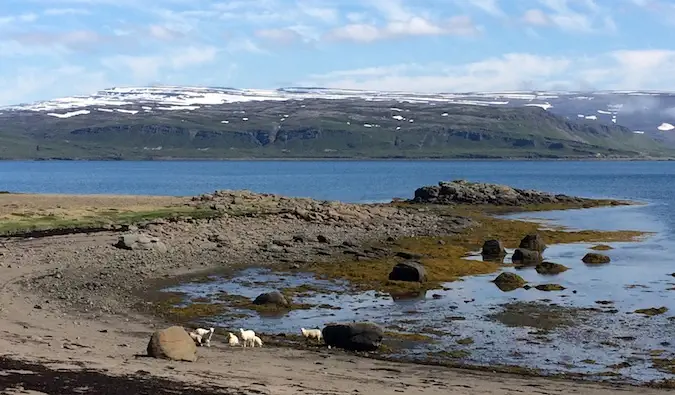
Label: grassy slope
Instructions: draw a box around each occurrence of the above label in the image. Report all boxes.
[0,99,669,159]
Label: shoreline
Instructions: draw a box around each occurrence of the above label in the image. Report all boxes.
[1,157,674,162]
[0,185,672,393]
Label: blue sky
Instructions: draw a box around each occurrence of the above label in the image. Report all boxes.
[1,0,674,105]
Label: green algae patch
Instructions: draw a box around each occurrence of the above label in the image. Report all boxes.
[635,306,669,316]
[304,206,646,293]
[456,337,475,345]
[216,292,313,314]
[165,302,226,321]
[652,358,675,374]
[590,244,614,251]
[384,331,436,343]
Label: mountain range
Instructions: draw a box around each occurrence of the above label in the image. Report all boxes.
[0,86,673,160]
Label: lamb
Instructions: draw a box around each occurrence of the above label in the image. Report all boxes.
[188,331,202,346]
[252,335,263,347]
[227,332,239,346]
[194,327,214,347]
[239,328,256,348]
[300,328,323,343]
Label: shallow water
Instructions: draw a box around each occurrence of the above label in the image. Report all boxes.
[164,204,675,383]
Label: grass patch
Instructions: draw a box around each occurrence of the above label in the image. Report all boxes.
[0,205,220,236]
[303,204,647,293]
[635,307,669,316]
[215,292,313,314]
[384,331,436,343]
[652,358,675,374]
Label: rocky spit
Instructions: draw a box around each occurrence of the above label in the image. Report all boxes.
[6,189,472,317]
[412,180,598,206]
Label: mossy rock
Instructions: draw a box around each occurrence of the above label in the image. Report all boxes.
[519,233,547,253]
[582,253,611,264]
[512,248,542,266]
[493,272,527,292]
[456,337,474,345]
[535,262,569,275]
[635,306,668,316]
[535,284,566,292]
[590,244,613,251]
[481,239,506,260]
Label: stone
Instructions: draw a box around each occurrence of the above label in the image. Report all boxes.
[535,284,566,291]
[492,272,527,292]
[582,253,611,264]
[388,261,427,282]
[146,326,197,362]
[511,248,542,266]
[481,239,506,259]
[253,290,290,307]
[535,262,569,275]
[519,234,546,253]
[322,322,384,351]
[316,235,330,244]
[114,234,167,253]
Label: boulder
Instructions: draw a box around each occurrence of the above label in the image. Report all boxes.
[582,253,611,264]
[114,234,167,253]
[535,284,566,291]
[481,239,506,259]
[535,262,569,275]
[322,322,384,351]
[519,234,546,253]
[511,248,542,266]
[492,272,527,292]
[253,290,290,307]
[388,261,427,282]
[146,326,197,362]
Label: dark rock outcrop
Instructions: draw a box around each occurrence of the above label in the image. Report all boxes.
[481,239,506,260]
[411,180,589,206]
[493,272,527,292]
[512,248,542,266]
[535,261,569,275]
[519,234,547,253]
[253,290,289,307]
[582,253,611,264]
[322,322,384,351]
[388,261,427,282]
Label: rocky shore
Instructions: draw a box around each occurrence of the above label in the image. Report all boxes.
[0,182,668,395]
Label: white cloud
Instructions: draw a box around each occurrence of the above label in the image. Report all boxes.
[303,50,675,92]
[522,0,616,33]
[465,0,506,17]
[522,9,550,26]
[255,28,303,44]
[326,15,479,42]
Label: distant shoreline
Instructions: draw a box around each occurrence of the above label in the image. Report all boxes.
[1,157,674,162]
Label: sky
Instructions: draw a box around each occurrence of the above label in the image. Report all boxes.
[1,0,675,105]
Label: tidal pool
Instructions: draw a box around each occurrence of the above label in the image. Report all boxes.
[162,205,675,384]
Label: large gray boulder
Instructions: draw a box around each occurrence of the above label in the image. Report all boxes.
[519,234,547,253]
[512,248,542,266]
[147,326,197,362]
[481,239,506,260]
[388,261,427,282]
[253,290,290,307]
[322,322,384,351]
[115,234,167,253]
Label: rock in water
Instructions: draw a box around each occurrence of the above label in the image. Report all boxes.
[114,234,167,253]
[535,262,569,275]
[322,322,384,351]
[147,326,197,362]
[493,272,527,292]
[519,234,547,253]
[388,261,427,282]
[582,253,611,264]
[511,249,542,266]
[253,290,289,307]
[481,239,506,260]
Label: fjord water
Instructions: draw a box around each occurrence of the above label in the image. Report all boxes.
[3,160,675,381]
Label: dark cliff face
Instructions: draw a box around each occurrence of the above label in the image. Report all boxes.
[0,98,668,159]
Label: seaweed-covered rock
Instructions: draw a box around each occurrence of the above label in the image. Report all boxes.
[535,284,566,292]
[322,322,384,351]
[582,253,611,264]
[253,290,289,307]
[535,262,569,275]
[481,239,506,260]
[388,261,427,282]
[512,248,542,266]
[147,326,197,362]
[493,272,527,292]
[519,234,546,253]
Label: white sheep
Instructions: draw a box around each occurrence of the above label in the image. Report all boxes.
[193,327,214,347]
[239,328,256,348]
[252,335,263,347]
[188,331,202,346]
[227,332,239,346]
[300,328,323,343]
